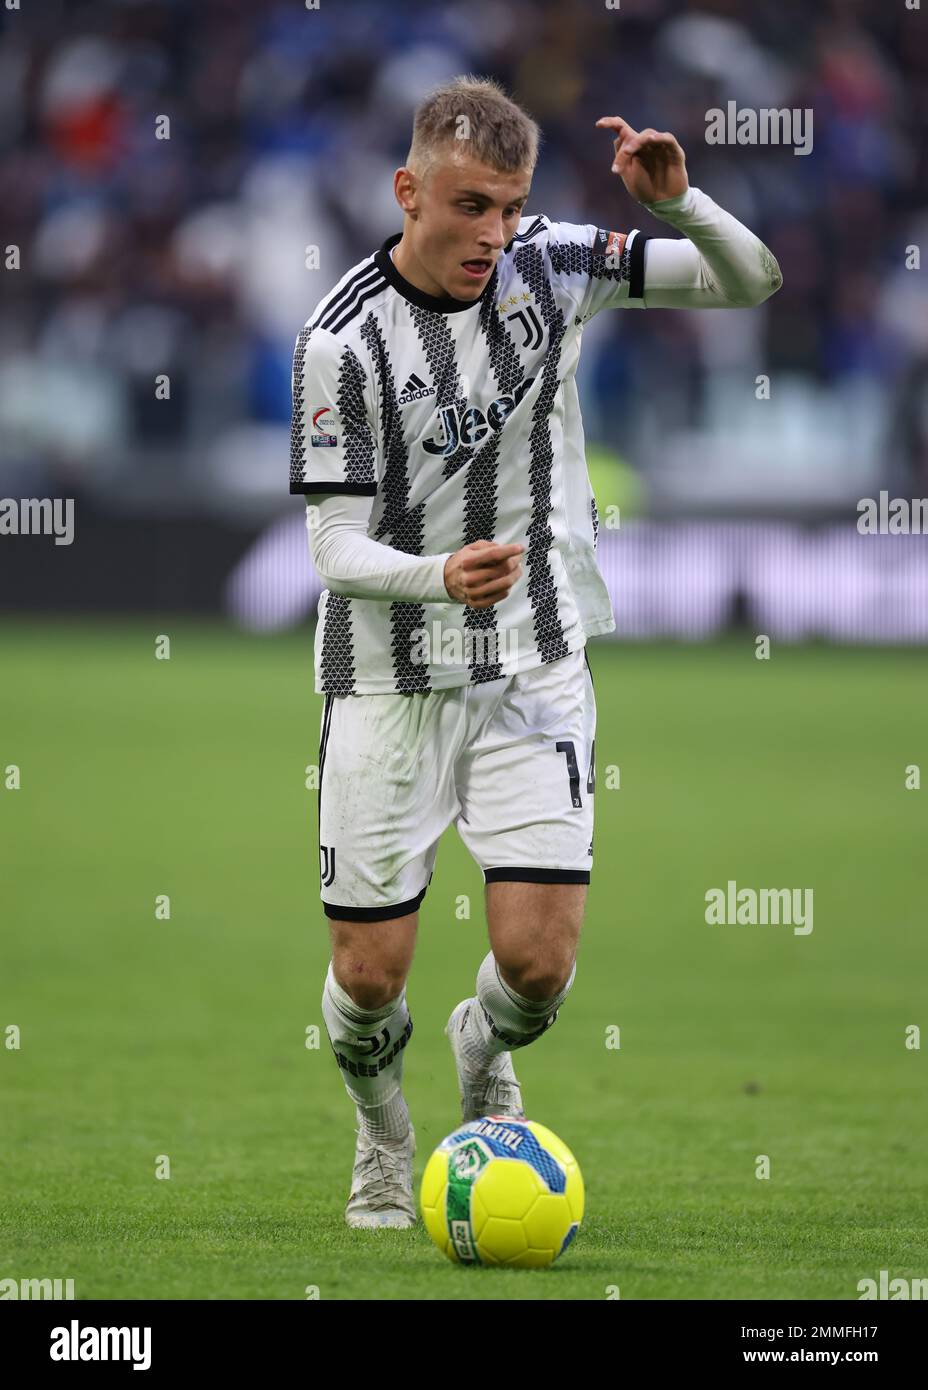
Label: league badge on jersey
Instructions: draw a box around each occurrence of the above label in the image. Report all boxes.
[602,229,627,271]
[310,405,338,447]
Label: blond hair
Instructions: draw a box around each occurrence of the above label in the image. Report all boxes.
[407,75,541,183]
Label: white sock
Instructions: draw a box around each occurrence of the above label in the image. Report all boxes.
[321,961,412,1142]
[457,951,577,1075]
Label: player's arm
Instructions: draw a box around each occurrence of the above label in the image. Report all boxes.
[638,186,781,308]
[307,493,524,608]
[307,491,449,601]
[596,115,782,308]
[289,326,445,600]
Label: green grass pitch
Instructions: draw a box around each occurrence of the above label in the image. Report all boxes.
[2,620,926,1300]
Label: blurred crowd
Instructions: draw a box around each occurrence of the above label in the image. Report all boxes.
[2,0,927,515]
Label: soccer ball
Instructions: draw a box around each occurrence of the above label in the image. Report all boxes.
[420,1116,584,1268]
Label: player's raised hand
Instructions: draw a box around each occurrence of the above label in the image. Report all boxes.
[444,539,525,609]
[595,116,688,204]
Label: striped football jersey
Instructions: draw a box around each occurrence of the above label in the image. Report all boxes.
[290,215,651,694]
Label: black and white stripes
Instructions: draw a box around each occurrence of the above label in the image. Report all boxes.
[295,216,628,694]
[513,239,571,665]
[362,312,431,694]
[289,324,314,494]
[310,258,388,336]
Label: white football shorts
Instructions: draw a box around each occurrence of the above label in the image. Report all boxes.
[315,646,597,921]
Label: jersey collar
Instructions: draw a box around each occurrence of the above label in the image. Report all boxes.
[375,233,498,313]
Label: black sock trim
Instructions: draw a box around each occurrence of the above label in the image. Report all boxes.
[480,1001,557,1048]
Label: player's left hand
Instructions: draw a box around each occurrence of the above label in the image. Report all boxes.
[595,116,688,204]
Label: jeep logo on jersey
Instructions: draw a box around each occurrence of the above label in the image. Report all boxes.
[421,376,536,456]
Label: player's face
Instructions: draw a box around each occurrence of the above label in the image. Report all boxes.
[396,151,532,301]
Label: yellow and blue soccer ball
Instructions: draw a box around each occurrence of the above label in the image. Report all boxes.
[420,1116,584,1268]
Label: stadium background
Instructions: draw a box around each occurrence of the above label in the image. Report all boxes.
[2,0,926,1300]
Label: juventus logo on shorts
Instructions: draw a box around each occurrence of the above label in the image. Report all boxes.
[320,844,336,887]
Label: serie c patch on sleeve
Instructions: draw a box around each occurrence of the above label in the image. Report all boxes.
[310,405,338,447]
[601,230,627,269]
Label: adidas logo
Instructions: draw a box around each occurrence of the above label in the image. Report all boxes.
[398,372,436,405]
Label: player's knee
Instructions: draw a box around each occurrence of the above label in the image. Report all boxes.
[333,961,407,1011]
[505,956,575,1003]
[328,914,416,1010]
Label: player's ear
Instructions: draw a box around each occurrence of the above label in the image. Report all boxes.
[394,167,419,217]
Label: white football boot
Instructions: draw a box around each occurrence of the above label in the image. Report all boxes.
[445,999,526,1124]
[344,1113,417,1229]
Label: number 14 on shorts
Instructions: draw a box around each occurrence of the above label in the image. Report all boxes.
[555,739,595,809]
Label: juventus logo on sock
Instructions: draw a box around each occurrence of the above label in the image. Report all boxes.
[356,1027,390,1057]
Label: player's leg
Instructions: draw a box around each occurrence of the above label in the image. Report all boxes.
[321,910,419,1228]
[446,884,585,1121]
[484,879,584,1000]
[315,684,465,1224]
[449,647,595,1118]
[466,877,583,1062]
[323,911,418,1145]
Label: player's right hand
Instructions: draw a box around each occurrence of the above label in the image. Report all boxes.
[443,540,525,608]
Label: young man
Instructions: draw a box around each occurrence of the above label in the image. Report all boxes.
[290,76,782,1227]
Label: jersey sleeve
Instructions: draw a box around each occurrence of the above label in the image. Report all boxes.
[546,220,651,323]
[307,491,452,603]
[289,324,379,497]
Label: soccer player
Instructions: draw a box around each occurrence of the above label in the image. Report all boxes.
[290,76,782,1227]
